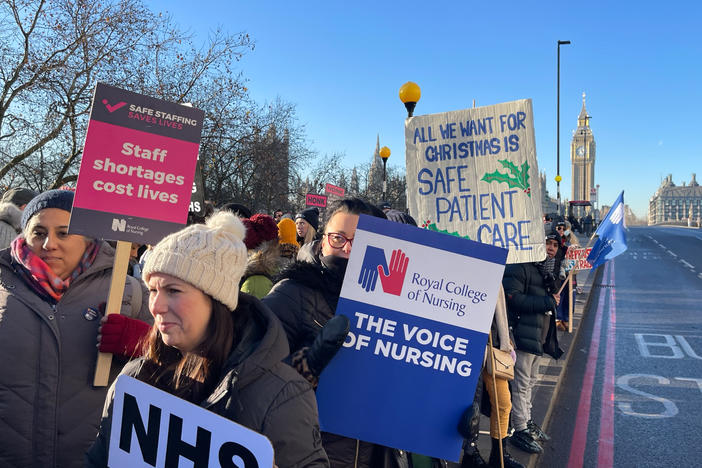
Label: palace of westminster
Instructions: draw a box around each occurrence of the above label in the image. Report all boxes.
[539,94,700,226]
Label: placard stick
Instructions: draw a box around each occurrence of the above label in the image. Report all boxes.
[568,275,574,333]
[93,240,132,387]
[487,334,504,468]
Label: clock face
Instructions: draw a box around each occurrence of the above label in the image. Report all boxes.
[576,145,585,156]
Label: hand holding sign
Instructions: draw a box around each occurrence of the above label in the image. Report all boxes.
[358,246,388,292]
[306,315,351,377]
[378,249,409,296]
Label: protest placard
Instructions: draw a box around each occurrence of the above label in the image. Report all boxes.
[325,183,345,198]
[189,161,206,217]
[405,99,545,264]
[70,83,204,385]
[109,376,274,468]
[564,246,593,271]
[306,193,327,208]
[70,82,204,245]
[316,215,508,462]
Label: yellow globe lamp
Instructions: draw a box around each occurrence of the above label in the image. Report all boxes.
[555,175,562,183]
[379,146,391,161]
[399,82,421,117]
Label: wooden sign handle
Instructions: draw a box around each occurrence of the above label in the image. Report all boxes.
[93,240,132,387]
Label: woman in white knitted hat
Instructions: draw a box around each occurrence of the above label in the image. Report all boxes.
[86,210,329,467]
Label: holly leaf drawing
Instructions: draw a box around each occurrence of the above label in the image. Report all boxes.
[481,159,531,196]
[424,222,471,240]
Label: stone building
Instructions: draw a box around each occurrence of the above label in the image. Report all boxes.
[648,174,702,225]
[570,93,596,216]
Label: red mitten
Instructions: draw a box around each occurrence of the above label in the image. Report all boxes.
[98,314,151,357]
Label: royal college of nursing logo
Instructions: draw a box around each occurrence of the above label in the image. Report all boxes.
[357,246,410,296]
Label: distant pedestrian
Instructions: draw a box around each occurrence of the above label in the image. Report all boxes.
[240,214,283,299]
[1,186,37,210]
[295,207,320,247]
[0,187,37,249]
[278,217,300,264]
[221,201,252,219]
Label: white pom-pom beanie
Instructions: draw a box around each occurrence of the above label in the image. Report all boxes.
[142,211,247,310]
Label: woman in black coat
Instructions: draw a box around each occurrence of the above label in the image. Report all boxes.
[264,198,406,468]
[87,211,328,468]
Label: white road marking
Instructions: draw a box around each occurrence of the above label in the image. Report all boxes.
[680,260,695,269]
[667,250,677,257]
[698,273,702,280]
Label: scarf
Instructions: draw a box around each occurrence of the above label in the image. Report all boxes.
[10,237,100,302]
[535,256,556,278]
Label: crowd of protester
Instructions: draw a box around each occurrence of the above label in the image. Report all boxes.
[0,187,579,468]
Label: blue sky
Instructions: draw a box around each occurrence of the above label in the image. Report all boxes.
[151,0,701,218]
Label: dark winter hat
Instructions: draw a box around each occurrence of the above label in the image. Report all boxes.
[378,201,392,211]
[242,214,279,250]
[555,221,566,228]
[21,189,74,230]
[1,187,37,207]
[545,231,560,242]
[295,207,320,232]
[385,209,417,226]
[221,202,252,219]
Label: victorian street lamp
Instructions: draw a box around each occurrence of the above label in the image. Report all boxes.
[379,146,391,200]
[399,82,421,118]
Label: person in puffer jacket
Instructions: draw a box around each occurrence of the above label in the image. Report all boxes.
[264,198,408,468]
[0,190,152,468]
[86,210,328,468]
[502,233,563,455]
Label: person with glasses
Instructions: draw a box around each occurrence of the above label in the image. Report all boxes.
[263,198,407,468]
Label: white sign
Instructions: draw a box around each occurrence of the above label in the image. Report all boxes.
[109,376,274,468]
[405,99,545,264]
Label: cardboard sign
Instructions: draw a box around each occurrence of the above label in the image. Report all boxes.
[306,193,327,208]
[70,83,204,245]
[564,246,593,271]
[109,376,274,468]
[325,183,345,198]
[405,99,545,264]
[316,215,508,462]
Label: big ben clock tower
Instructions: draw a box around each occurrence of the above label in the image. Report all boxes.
[571,93,595,214]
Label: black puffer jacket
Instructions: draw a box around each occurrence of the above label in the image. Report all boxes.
[263,251,407,468]
[502,263,563,359]
[86,294,329,468]
[263,258,343,353]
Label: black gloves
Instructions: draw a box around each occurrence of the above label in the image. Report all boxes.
[306,314,350,376]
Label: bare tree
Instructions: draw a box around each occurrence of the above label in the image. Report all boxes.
[0,0,253,189]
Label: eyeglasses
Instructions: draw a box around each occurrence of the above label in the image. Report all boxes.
[325,232,353,249]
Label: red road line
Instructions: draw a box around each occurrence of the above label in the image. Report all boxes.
[567,261,610,468]
[597,262,616,467]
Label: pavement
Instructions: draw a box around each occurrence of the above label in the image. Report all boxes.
[454,233,601,467]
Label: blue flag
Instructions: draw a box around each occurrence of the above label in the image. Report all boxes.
[586,191,627,268]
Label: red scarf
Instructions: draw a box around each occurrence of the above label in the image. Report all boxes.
[10,237,100,302]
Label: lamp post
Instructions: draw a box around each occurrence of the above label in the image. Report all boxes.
[556,40,570,216]
[399,82,421,118]
[379,146,391,200]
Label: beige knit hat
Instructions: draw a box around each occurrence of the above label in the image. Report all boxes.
[142,210,247,310]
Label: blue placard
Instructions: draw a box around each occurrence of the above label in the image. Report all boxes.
[316,215,507,461]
